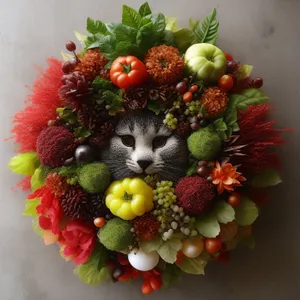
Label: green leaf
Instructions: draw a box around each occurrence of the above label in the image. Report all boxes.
[178,255,208,275]
[166,16,178,31]
[147,101,166,115]
[87,17,108,35]
[196,215,220,238]
[60,51,73,62]
[186,160,197,176]
[162,264,182,288]
[235,64,253,80]
[9,152,40,176]
[74,31,87,47]
[140,236,163,253]
[101,90,123,110]
[74,244,109,286]
[139,2,152,17]
[32,217,44,237]
[235,197,259,226]
[74,127,92,138]
[213,201,235,224]
[212,118,228,140]
[162,30,175,46]
[122,5,141,29]
[30,166,50,191]
[250,168,282,188]
[59,165,78,177]
[173,28,195,52]
[191,8,219,44]
[157,238,182,264]
[92,77,114,90]
[150,13,166,35]
[56,107,77,124]
[23,198,40,216]
[106,23,137,44]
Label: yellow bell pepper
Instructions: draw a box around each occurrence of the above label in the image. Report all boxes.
[105,178,154,220]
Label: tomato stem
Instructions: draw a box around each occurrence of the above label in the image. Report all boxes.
[121,63,131,74]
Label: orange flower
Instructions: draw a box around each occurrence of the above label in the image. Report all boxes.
[211,161,246,194]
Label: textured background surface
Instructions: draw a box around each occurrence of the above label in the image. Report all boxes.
[1,0,300,299]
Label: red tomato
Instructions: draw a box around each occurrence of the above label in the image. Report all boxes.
[218,75,234,91]
[183,91,193,103]
[224,53,233,61]
[149,276,162,291]
[110,56,148,89]
[93,217,105,228]
[142,279,153,295]
[204,238,222,254]
[227,192,241,207]
[189,84,199,93]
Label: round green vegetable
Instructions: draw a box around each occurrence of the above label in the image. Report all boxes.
[184,43,226,83]
[187,127,221,161]
[99,218,133,251]
[78,162,111,193]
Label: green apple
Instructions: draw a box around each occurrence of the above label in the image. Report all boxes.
[184,43,227,82]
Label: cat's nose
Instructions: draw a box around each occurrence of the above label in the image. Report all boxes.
[137,160,153,170]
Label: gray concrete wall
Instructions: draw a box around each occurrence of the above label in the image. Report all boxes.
[0,0,299,299]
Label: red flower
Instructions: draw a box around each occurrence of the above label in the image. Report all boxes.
[59,220,96,265]
[11,58,63,152]
[29,186,63,235]
[211,161,246,194]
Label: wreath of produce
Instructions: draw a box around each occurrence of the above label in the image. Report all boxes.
[8,2,287,295]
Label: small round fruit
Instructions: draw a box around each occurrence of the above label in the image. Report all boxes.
[224,53,233,61]
[228,192,241,207]
[182,238,204,258]
[149,276,162,291]
[142,280,153,295]
[198,160,208,167]
[253,77,263,88]
[94,217,106,228]
[176,82,187,94]
[199,119,209,128]
[75,145,95,163]
[183,91,193,103]
[204,238,222,254]
[189,85,199,93]
[196,166,212,177]
[62,61,74,74]
[226,61,238,73]
[219,221,238,242]
[190,122,200,131]
[218,75,234,91]
[66,41,76,52]
[128,249,159,272]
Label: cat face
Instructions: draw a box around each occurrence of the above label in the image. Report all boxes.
[100,111,188,182]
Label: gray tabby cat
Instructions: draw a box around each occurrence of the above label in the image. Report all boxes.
[100,111,188,182]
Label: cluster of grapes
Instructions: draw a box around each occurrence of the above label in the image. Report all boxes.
[152,181,197,240]
[163,113,178,130]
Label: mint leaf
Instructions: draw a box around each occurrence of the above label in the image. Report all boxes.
[74,244,109,286]
[191,8,219,44]
[92,77,114,90]
[147,101,166,115]
[196,215,220,238]
[140,237,163,253]
[235,197,259,226]
[106,23,137,44]
[162,264,182,288]
[186,160,197,176]
[74,127,91,138]
[178,255,208,275]
[166,16,178,31]
[122,5,141,29]
[213,201,235,224]
[235,64,253,80]
[24,198,40,216]
[151,13,166,35]
[250,168,282,188]
[87,17,108,35]
[157,238,182,264]
[139,2,152,17]
[9,152,40,176]
[101,90,123,111]
[32,217,44,237]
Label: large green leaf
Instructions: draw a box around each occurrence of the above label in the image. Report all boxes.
[190,8,219,44]
[178,256,208,275]
[196,215,220,238]
[213,201,235,224]
[74,245,109,286]
[87,17,108,35]
[173,28,195,52]
[74,31,87,47]
[140,237,163,253]
[235,197,259,226]
[138,2,152,17]
[250,168,282,188]
[23,198,40,216]
[122,5,141,29]
[157,238,182,264]
[162,264,182,288]
[9,152,40,176]
[235,64,253,80]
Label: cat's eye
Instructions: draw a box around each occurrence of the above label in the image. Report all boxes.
[153,136,168,149]
[120,135,135,147]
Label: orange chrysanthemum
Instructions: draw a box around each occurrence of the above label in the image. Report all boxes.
[211,161,246,194]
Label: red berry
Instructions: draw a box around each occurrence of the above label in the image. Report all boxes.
[226,61,238,73]
[253,77,263,88]
[183,91,193,103]
[149,276,162,291]
[196,166,212,177]
[189,84,199,93]
[142,279,153,295]
[225,53,233,61]
[218,75,234,91]
[204,238,222,254]
[62,61,74,74]
[227,192,241,207]
[66,41,76,52]
[176,82,187,94]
